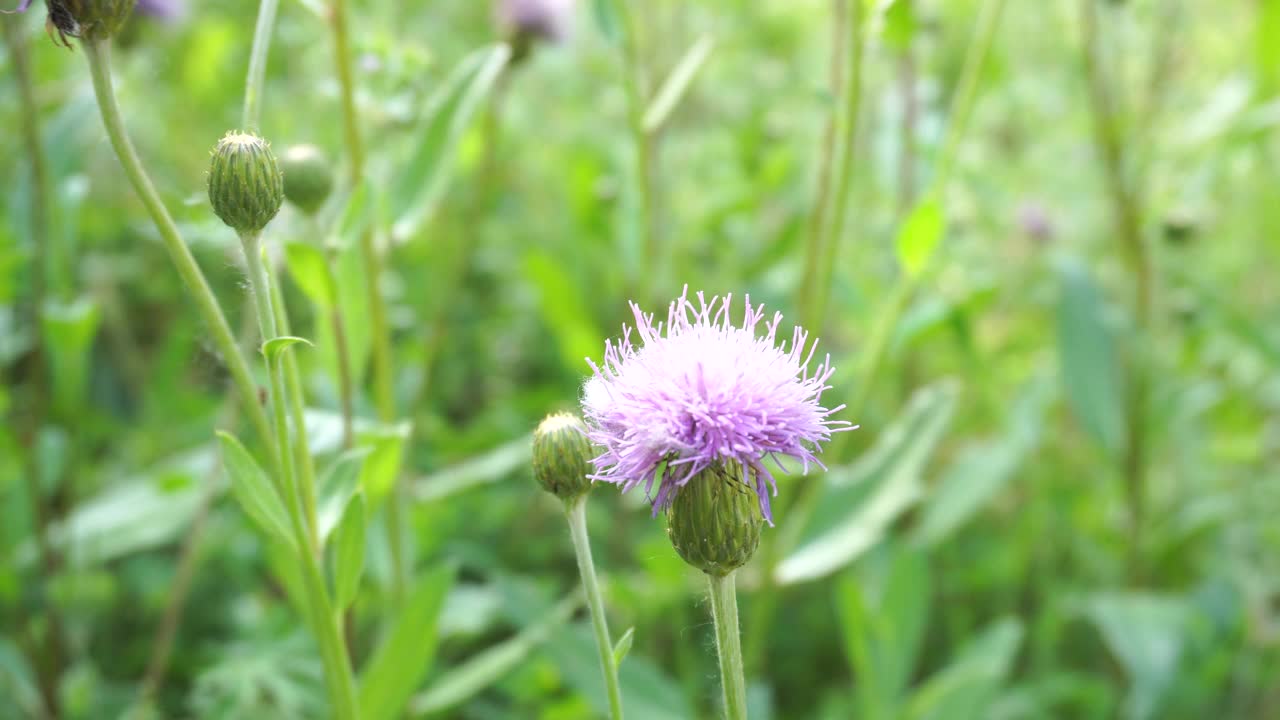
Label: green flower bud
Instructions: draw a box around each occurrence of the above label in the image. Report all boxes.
[53,0,137,42]
[532,413,594,501]
[666,463,763,576]
[280,144,334,216]
[207,131,284,235]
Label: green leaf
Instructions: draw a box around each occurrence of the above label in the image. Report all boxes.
[390,45,511,241]
[334,181,374,250]
[411,434,533,503]
[835,545,931,717]
[359,565,457,720]
[912,377,1054,546]
[359,424,412,506]
[284,241,335,308]
[1085,593,1189,720]
[907,618,1024,720]
[330,492,366,612]
[643,35,715,132]
[883,0,918,50]
[262,336,313,369]
[314,240,372,386]
[317,447,370,541]
[523,251,601,371]
[592,0,620,44]
[41,297,100,418]
[895,195,945,279]
[408,593,578,716]
[612,626,635,666]
[1056,259,1124,455]
[776,381,958,584]
[217,432,294,549]
[545,622,692,720]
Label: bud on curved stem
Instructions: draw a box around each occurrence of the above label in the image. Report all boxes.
[208,131,284,235]
[532,412,594,501]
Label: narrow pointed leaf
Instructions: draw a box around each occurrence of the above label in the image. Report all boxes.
[643,35,715,132]
[331,492,366,611]
[612,626,635,666]
[217,432,294,549]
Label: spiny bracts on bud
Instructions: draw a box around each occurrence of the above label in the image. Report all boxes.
[666,463,763,576]
[280,144,334,216]
[532,413,594,501]
[207,132,284,235]
[51,0,137,42]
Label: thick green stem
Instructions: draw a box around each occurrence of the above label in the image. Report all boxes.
[244,234,358,718]
[270,272,322,552]
[242,0,281,131]
[708,572,747,720]
[82,39,274,452]
[1080,0,1153,582]
[565,498,625,720]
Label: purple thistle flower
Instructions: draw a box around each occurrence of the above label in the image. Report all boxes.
[136,0,184,21]
[1,0,33,14]
[582,288,853,525]
[495,0,574,44]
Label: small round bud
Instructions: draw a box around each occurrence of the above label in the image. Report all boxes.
[666,463,763,577]
[207,132,284,235]
[532,413,594,501]
[58,0,138,41]
[280,144,334,216]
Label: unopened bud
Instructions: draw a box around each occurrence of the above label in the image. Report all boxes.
[280,144,334,216]
[666,463,762,576]
[532,413,594,501]
[207,131,284,235]
[56,0,137,41]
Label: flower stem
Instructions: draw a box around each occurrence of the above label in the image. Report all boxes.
[242,233,358,719]
[565,498,625,720]
[1080,0,1153,582]
[612,0,658,303]
[708,572,747,720]
[328,0,406,598]
[242,0,281,131]
[809,0,866,334]
[270,272,321,553]
[82,39,275,453]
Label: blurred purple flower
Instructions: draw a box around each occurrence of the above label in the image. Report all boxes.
[1,0,33,14]
[582,288,852,524]
[495,0,574,44]
[1017,201,1053,243]
[136,0,183,21]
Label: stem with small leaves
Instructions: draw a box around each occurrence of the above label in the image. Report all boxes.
[82,38,275,453]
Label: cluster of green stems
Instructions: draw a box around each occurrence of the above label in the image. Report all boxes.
[78,0,379,713]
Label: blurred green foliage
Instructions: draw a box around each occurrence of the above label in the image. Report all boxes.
[3,0,1280,718]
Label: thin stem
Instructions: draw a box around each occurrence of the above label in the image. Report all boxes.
[271,272,321,552]
[1080,0,1153,582]
[328,0,405,597]
[82,39,275,453]
[242,0,281,131]
[244,234,358,719]
[812,0,866,332]
[612,0,657,303]
[565,498,625,720]
[797,0,848,333]
[708,572,747,720]
[324,246,357,450]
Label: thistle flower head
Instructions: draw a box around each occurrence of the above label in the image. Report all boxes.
[280,144,334,216]
[207,131,284,235]
[532,412,594,501]
[48,0,137,41]
[582,288,852,525]
[495,0,573,57]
